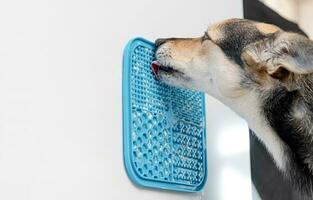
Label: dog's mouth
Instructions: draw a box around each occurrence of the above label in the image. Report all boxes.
[151,61,183,80]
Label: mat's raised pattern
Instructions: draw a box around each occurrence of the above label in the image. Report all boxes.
[123,38,207,192]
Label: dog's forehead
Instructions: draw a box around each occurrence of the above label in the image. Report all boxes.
[207,19,252,41]
[206,19,280,65]
[207,19,280,41]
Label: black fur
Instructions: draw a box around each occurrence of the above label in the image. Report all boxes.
[262,87,313,197]
[215,19,267,66]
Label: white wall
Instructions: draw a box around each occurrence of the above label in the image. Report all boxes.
[298,0,313,39]
[0,0,250,199]
[260,0,313,39]
[261,0,298,22]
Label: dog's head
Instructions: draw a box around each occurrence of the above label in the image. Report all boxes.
[153,19,313,195]
[153,19,313,107]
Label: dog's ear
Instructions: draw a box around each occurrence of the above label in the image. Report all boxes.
[241,32,313,80]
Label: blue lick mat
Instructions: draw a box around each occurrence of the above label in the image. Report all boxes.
[122,38,207,192]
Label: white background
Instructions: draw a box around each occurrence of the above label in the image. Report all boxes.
[0,0,251,199]
[261,0,313,38]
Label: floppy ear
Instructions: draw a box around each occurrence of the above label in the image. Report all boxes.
[241,32,313,78]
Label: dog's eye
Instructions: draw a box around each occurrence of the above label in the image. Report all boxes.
[201,32,211,43]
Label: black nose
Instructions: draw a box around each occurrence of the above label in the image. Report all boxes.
[155,38,168,47]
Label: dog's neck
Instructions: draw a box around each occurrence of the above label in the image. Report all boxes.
[219,89,290,170]
[224,83,313,196]
[259,80,313,196]
[223,78,313,170]
[288,77,313,171]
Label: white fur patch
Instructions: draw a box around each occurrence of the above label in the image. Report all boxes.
[226,91,288,171]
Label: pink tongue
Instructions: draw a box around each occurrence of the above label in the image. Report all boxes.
[151,61,161,80]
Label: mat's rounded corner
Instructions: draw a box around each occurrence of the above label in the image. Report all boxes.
[195,159,208,192]
[122,150,145,189]
[123,37,155,56]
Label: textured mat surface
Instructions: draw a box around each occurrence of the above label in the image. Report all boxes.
[122,38,207,192]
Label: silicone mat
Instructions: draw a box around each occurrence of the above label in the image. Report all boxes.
[122,38,207,192]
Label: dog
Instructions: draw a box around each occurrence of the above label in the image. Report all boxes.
[151,18,313,199]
